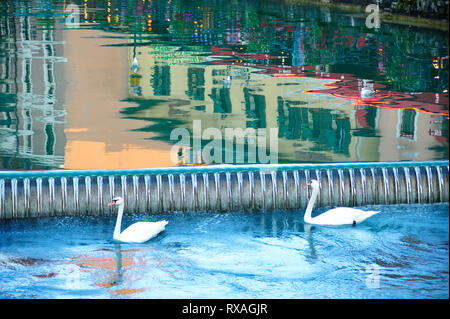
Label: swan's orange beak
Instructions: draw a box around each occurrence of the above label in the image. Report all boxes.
[108,201,116,206]
[306,182,311,186]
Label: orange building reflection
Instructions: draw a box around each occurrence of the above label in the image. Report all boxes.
[70,245,173,297]
[65,140,172,169]
[61,27,174,169]
[71,247,144,296]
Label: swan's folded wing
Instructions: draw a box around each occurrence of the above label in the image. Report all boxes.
[311,207,355,225]
[311,207,378,225]
[353,210,380,224]
[120,221,168,243]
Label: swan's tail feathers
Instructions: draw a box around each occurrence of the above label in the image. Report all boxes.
[161,220,169,226]
[354,210,380,224]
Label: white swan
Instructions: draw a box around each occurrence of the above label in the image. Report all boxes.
[304,180,380,226]
[131,56,138,74]
[360,87,375,99]
[108,197,168,243]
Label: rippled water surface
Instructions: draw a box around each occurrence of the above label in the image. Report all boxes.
[0,0,448,169]
[0,203,448,298]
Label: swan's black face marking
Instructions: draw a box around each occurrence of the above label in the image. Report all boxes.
[352,220,356,227]
[307,179,320,189]
[108,198,119,206]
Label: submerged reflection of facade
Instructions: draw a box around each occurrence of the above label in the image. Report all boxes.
[126,43,448,164]
[1,0,447,169]
[111,0,448,164]
[0,11,66,169]
[84,0,450,164]
[94,0,448,94]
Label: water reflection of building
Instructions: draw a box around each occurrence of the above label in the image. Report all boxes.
[72,0,448,165]
[95,0,448,94]
[0,11,66,169]
[127,44,379,164]
[2,0,446,169]
[127,43,448,164]
[60,26,174,170]
[378,109,448,161]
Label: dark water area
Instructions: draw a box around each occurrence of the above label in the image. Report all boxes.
[0,0,448,170]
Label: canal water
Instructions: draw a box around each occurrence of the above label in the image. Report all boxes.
[0,203,448,298]
[0,0,448,170]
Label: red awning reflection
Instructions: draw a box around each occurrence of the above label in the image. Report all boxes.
[209,47,449,118]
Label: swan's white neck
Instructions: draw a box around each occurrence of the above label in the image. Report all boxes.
[113,204,124,240]
[304,186,319,223]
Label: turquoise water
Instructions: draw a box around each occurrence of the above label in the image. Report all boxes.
[0,203,448,298]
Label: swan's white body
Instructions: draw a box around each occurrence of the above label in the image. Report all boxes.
[361,88,376,100]
[304,180,380,226]
[132,56,139,74]
[223,75,231,88]
[109,197,168,243]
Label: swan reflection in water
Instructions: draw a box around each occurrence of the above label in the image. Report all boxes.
[111,243,124,287]
[70,244,143,295]
[71,244,164,296]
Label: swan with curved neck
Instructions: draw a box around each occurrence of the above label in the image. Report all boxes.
[108,197,168,243]
[304,180,380,226]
